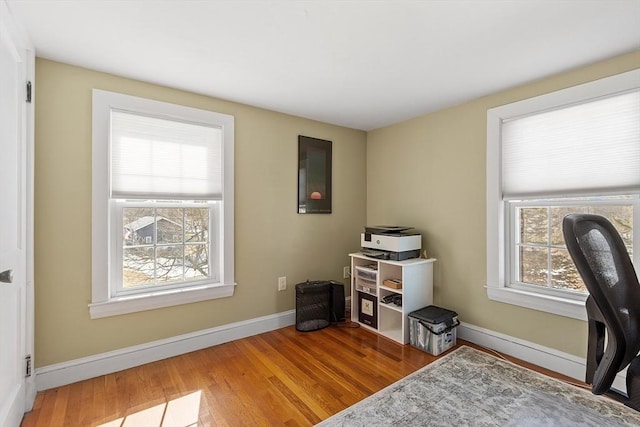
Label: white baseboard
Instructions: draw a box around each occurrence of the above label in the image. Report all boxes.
[25,377,36,411]
[458,321,627,394]
[35,310,627,396]
[36,309,295,391]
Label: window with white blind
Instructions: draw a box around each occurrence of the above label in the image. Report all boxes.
[90,90,235,319]
[486,70,640,320]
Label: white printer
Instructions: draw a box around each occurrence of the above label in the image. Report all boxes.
[361,226,421,261]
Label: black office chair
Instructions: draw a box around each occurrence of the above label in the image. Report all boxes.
[563,213,640,411]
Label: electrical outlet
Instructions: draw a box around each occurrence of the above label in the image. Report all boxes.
[343,266,350,279]
[278,276,287,291]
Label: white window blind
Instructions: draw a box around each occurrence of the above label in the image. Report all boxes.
[501,90,640,200]
[111,110,223,200]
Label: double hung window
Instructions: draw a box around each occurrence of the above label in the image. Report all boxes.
[91,90,235,318]
[486,70,640,319]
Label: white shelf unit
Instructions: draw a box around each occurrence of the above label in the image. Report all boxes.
[350,253,435,344]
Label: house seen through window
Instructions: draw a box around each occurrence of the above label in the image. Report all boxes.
[122,207,210,289]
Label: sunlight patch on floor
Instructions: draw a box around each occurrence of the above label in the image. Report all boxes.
[98,390,202,427]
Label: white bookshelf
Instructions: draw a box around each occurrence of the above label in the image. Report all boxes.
[349,253,435,344]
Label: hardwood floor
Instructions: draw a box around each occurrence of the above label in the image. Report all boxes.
[21,323,587,426]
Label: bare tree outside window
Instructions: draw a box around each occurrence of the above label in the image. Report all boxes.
[516,203,633,293]
[122,206,209,289]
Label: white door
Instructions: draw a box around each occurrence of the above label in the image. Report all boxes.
[0,3,31,426]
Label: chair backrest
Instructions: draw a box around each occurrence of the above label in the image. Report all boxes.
[563,214,640,379]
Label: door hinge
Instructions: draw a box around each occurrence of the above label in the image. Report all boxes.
[25,354,32,377]
[26,81,32,103]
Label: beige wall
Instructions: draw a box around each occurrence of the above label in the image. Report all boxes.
[366,51,640,358]
[34,58,367,367]
[36,51,639,368]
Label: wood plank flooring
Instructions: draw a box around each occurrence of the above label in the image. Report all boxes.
[21,323,587,426]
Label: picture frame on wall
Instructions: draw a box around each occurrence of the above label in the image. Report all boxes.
[298,135,332,214]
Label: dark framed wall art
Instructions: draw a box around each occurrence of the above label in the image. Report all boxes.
[298,135,332,214]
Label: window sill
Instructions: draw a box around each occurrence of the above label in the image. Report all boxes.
[89,282,236,319]
[486,286,587,321]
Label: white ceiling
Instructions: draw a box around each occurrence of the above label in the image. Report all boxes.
[7,0,640,131]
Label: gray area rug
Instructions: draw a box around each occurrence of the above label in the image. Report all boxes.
[317,345,640,426]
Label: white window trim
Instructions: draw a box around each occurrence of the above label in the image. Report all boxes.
[91,89,235,319]
[486,69,640,321]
